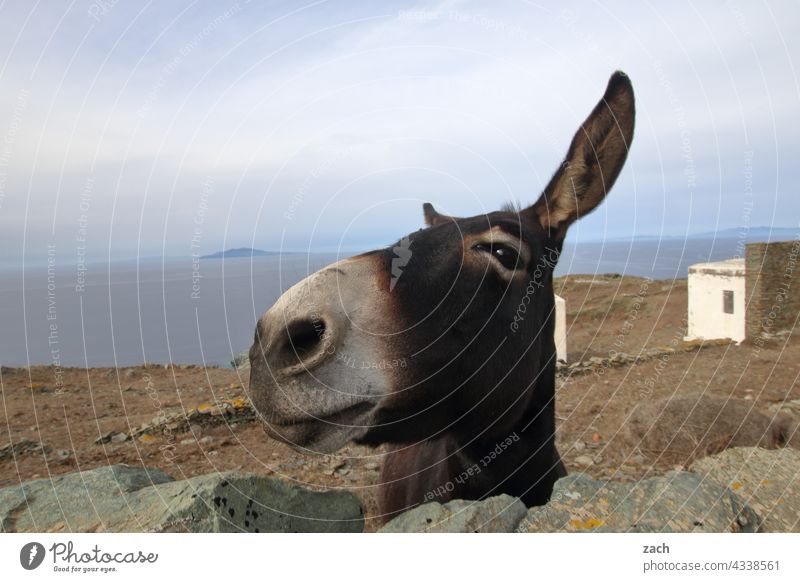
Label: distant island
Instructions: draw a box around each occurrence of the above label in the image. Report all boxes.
[200,248,282,259]
[595,226,799,244]
[691,226,799,240]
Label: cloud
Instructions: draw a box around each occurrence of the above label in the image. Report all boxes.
[0,0,798,262]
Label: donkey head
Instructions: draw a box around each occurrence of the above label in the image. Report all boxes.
[248,72,635,453]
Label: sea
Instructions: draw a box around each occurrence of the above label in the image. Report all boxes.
[0,235,792,368]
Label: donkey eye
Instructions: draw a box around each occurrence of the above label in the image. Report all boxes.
[473,243,520,270]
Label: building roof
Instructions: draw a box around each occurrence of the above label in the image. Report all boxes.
[688,258,745,276]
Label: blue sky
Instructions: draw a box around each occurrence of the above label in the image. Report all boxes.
[0,0,798,263]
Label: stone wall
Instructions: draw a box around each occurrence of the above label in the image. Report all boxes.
[745,241,800,341]
[0,465,365,533]
[379,447,800,533]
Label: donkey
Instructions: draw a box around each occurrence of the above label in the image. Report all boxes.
[248,71,635,521]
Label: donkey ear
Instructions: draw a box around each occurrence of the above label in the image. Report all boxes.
[422,202,459,227]
[524,71,635,239]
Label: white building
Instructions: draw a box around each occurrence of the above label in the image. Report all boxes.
[554,294,567,362]
[685,258,746,343]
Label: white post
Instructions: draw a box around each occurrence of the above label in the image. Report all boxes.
[554,294,567,363]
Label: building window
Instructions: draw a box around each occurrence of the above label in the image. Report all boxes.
[723,290,734,314]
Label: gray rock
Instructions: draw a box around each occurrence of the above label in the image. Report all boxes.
[769,398,800,419]
[139,473,364,533]
[0,464,172,532]
[50,449,72,462]
[0,464,363,533]
[93,431,128,445]
[691,447,800,532]
[0,439,51,460]
[379,495,527,533]
[517,471,759,533]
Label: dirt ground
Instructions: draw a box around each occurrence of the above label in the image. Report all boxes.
[2,274,799,531]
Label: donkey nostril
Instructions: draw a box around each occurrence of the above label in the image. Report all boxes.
[283,318,326,358]
[254,313,333,374]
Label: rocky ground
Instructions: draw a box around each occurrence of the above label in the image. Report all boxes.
[1,275,799,531]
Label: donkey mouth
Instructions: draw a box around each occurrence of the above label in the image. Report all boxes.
[260,401,376,453]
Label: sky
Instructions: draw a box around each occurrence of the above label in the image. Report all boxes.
[0,0,798,264]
